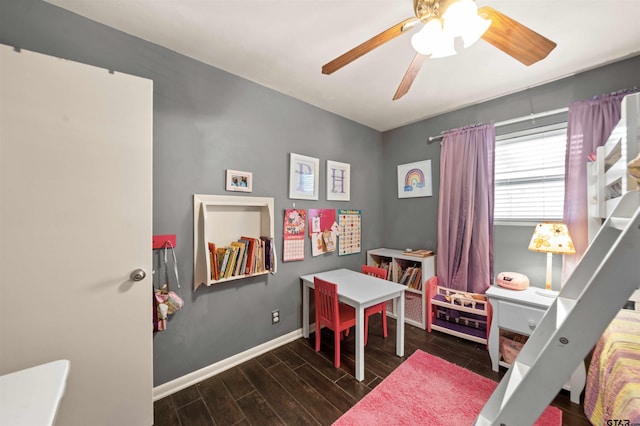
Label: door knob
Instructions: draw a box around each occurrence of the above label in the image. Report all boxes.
[130,269,147,282]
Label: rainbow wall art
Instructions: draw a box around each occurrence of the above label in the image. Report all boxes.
[403,168,425,192]
[397,160,432,198]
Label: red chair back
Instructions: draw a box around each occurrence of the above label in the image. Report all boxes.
[314,277,340,329]
[360,264,389,345]
[361,264,388,280]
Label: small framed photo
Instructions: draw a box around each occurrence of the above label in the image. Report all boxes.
[289,153,319,200]
[326,160,350,201]
[226,169,252,192]
[397,160,432,198]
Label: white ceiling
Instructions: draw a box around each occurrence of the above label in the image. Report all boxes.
[46,0,640,132]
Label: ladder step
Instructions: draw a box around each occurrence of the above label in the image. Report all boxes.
[474,415,492,426]
[555,297,576,328]
[608,216,630,230]
[502,361,530,408]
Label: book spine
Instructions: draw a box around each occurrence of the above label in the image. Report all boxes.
[241,236,256,275]
[220,248,231,278]
[226,247,238,278]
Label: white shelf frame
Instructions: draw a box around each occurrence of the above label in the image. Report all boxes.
[367,248,436,329]
[193,194,275,290]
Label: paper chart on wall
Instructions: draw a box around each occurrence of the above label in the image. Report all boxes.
[308,208,338,257]
[338,209,361,256]
[283,209,306,262]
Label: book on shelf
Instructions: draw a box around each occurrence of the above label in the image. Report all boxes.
[260,236,274,271]
[218,247,231,278]
[403,249,434,258]
[208,242,219,281]
[207,235,276,281]
[406,267,416,288]
[239,237,254,274]
[215,247,226,279]
[413,269,422,290]
[398,267,411,285]
[208,243,214,280]
[224,246,238,278]
[408,268,422,289]
[238,238,251,275]
[260,236,270,270]
[230,241,246,276]
[256,239,265,273]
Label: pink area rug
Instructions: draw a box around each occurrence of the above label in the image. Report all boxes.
[333,350,562,426]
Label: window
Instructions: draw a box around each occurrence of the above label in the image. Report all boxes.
[494,123,568,222]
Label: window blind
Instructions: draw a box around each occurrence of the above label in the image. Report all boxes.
[494,123,568,222]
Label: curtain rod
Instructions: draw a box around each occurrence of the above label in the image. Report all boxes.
[427,107,569,143]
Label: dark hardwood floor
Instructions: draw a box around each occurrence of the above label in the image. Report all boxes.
[153,316,591,426]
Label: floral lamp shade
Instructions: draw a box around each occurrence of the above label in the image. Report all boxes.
[528,222,575,296]
[528,223,576,255]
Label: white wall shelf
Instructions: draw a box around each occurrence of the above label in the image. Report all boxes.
[193,194,275,290]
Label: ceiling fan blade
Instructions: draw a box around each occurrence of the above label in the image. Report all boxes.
[478,6,557,66]
[322,18,419,75]
[393,53,428,100]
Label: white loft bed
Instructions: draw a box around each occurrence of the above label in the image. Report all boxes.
[588,91,640,306]
[588,92,640,234]
[475,95,640,425]
[583,92,640,424]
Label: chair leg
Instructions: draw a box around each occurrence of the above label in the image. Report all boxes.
[334,330,341,368]
[315,323,321,352]
[382,311,388,339]
[364,314,369,346]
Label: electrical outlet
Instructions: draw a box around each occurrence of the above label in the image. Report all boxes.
[271,309,280,324]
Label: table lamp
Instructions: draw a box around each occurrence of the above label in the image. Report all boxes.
[528,222,576,297]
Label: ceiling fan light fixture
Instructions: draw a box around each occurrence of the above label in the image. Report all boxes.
[442,0,490,47]
[323,0,558,101]
[429,35,456,58]
[443,0,476,33]
[410,19,441,55]
[411,19,456,58]
[460,15,491,48]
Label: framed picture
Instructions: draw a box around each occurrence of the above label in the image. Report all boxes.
[289,153,319,200]
[326,160,350,201]
[225,169,252,192]
[397,160,432,198]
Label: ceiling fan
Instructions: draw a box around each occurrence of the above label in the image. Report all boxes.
[322,0,557,100]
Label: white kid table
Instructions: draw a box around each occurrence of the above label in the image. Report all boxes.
[300,268,406,381]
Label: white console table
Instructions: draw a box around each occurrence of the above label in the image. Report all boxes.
[486,285,586,404]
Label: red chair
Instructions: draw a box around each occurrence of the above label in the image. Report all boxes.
[361,265,389,345]
[314,277,356,368]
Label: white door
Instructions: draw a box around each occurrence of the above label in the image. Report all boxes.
[0,45,153,425]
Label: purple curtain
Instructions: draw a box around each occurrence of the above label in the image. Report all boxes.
[437,124,495,294]
[562,93,625,284]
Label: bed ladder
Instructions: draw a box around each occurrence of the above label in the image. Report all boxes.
[475,190,640,426]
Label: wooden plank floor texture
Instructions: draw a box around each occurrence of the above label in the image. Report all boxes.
[153,316,591,426]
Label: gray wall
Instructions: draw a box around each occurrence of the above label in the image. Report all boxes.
[0,0,383,386]
[381,55,640,288]
[3,0,639,388]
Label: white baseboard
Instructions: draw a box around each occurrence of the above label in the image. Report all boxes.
[153,328,304,401]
